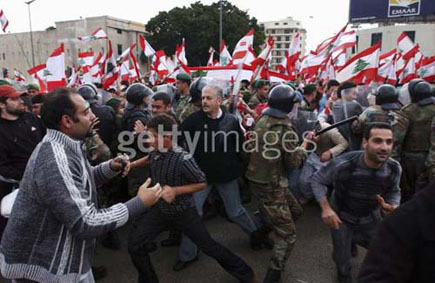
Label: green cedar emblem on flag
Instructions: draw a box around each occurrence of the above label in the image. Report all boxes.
[43,69,52,76]
[419,68,427,78]
[352,59,370,74]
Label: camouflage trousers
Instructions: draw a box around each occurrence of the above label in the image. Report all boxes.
[400,152,427,202]
[250,181,303,271]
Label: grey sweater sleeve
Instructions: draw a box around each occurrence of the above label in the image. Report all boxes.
[381,160,402,207]
[36,142,146,240]
[311,159,338,201]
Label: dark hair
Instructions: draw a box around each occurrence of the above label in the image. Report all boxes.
[327,79,340,90]
[363,122,393,140]
[152,92,171,106]
[40,88,78,130]
[0,97,7,104]
[147,113,176,133]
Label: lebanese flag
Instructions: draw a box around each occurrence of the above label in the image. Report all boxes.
[139,34,156,57]
[219,40,232,66]
[331,30,356,54]
[46,43,66,91]
[399,56,417,84]
[190,65,254,82]
[0,9,8,33]
[77,28,107,43]
[336,44,380,84]
[129,48,141,81]
[120,59,130,81]
[319,56,336,82]
[176,39,190,74]
[67,66,81,88]
[232,29,254,65]
[300,51,327,78]
[288,32,301,64]
[78,52,94,67]
[27,64,47,92]
[379,49,397,66]
[101,41,119,89]
[376,53,398,85]
[14,69,26,82]
[207,47,215,67]
[252,36,274,69]
[419,57,435,82]
[152,50,169,78]
[397,32,419,61]
[89,52,103,84]
[316,24,347,55]
[277,56,287,74]
[332,50,347,69]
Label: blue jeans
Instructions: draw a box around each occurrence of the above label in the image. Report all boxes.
[179,178,257,262]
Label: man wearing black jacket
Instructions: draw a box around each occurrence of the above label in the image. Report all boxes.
[175,84,260,271]
[0,85,45,238]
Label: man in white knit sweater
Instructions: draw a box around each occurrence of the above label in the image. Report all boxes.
[0,88,162,283]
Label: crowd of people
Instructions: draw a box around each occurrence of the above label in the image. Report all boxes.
[0,73,433,283]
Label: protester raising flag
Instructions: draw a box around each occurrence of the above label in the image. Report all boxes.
[232,29,254,65]
[397,32,419,61]
[139,34,156,57]
[46,43,66,91]
[77,28,108,43]
[219,40,232,66]
[0,9,8,33]
[336,43,380,84]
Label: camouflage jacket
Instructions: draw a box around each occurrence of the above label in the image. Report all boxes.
[246,114,307,186]
[179,103,201,124]
[84,133,112,166]
[353,105,409,160]
[401,103,435,154]
[248,94,267,109]
[175,94,190,121]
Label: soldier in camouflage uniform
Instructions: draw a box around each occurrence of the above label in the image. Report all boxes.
[426,116,435,182]
[400,80,435,201]
[174,73,192,121]
[246,84,310,283]
[353,84,409,161]
[247,79,269,109]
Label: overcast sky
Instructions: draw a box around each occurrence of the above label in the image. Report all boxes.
[1,0,350,51]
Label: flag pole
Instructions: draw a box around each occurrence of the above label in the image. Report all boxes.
[219,0,223,56]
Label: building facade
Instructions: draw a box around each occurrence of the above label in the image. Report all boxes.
[354,22,435,56]
[0,16,148,80]
[260,17,307,70]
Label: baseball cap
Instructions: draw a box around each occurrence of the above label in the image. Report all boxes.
[0,85,23,98]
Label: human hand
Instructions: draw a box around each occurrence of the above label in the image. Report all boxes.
[320,150,332,162]
[161,185,176,204]
[377,195,395,215]
[321,207,342,229]
[137,178,163,207]
[134,120,147,135]
[110,154,130,177]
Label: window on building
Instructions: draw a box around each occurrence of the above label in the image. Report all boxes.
[353,35,359,54]
[276,51,281,56]
[285,43,290,49]
[275,22,279,26]
[117,29,122,34]
[89,47,93,52]
[371,32,382,48]
[270,29,275,34]
[2,53,5,60]
[285,36,290,41]
[284,29,290,34]
[283,22,288,25]
[405,30,415,42]
[117,44,123,56]
[276,43,282,49]
[276,36,281,41]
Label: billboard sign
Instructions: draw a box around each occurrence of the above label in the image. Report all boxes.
[349,0,435,23]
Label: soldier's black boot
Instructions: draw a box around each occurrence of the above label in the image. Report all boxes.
[263,268,281,283]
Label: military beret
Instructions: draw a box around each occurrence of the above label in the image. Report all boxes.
[27,83,40,92]
[106,97,122,106]
[176,73,192,83]
[252,79,270,89]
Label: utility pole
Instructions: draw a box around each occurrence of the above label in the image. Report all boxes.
[25,0,36,67]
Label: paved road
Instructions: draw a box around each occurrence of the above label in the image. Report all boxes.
[95,203,366,283]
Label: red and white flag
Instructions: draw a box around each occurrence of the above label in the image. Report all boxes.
[288,32,301,64]
[139,35,156,57]
[152,50,169,79]
[316,24,347,55]
[0,9,8,33]
[419,57,435,82]
[67,66,81,88]
[101,41,119,89]
[399,55,417,84]
[77,28,107,43]
[88,52,103,84]
[376,53,398,85]
[252,36,274,69]
[28,64,48,93]
[129,48,141,82]
[336,44,380,84]
[332,50,347,69]
[397,32,419,61]
[176,39,190,74]
[120,59,130,82]
[78,52,94,67]
[46,43,66,91]
[379,49,397,66]
[331,30,356,54]
[14,69,26,82]
[232,29,254,65]
[300,51,327,78]
[219,40,232,66]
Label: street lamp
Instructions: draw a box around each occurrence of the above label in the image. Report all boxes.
[25,0,36,67]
